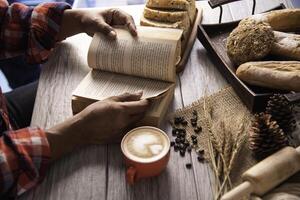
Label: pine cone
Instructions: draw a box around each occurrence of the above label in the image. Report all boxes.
[249,113,288,160]
[266,94,296,135]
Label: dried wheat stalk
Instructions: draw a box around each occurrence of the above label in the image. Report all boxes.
[204,96,248,200]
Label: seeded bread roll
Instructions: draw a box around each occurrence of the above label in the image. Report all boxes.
[272,31,300,60]
[249,9,300,32]
[226,19,275,65]
[143,7,189,23]
[236,61,300,92]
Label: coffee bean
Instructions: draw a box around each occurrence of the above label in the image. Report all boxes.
[191,135,197,140]
[179,143,185,150]
[191,118,197,123]
[192,110,198,116]
[180,150,185,157]
[178,128,186,134]
[180,137,185,143]
[197,149,205,155]
[187,146,192,153]
[192,139,198,144]
[174,116,182,125]
[181,120,188,126]
[170,141,175,146]
[194,126,202,134]
[184,141,190,147]
[172,129,177,136]
[175,138,181,143]
[191,121,197,127]
[197,155,205,162]
[186,163,192,169]
[179,132,186,138]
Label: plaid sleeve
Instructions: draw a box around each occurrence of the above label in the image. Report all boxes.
[0,127,51,197]
[0,0,71,64]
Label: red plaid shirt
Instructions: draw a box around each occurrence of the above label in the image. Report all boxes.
[0,0,70,197]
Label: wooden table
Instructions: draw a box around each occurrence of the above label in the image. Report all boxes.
[19,1,295,199]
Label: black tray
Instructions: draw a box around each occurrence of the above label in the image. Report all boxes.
[197,3,287,112]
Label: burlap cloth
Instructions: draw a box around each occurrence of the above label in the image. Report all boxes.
[171,86,300,199]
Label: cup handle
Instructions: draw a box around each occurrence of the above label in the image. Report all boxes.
[126,166,137,184]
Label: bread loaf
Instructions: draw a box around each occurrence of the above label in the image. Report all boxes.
[143,7,190,23]
[272,31,300,60]
[146,0,189,11]
[249,9,300,32]
[146,0,195,23]
[140,15,190,47]
[236,61,300,92]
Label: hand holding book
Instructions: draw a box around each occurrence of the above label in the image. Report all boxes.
[57,8,137,41]
[72,26,183,126]
[47,92,149,160]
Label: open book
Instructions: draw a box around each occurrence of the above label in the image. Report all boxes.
[72,26,183,126]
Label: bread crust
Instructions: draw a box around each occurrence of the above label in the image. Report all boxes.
[249,9,300,32]
[143,7,189,23]
[272,31,300,60]
[146,0,190,11]
[236,61,300,92]
[145,0,195,23]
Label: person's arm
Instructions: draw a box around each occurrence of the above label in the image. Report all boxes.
[0,127,50,197]
[0,92,149,197]
[0,0,137,64]
[0,0,71,63]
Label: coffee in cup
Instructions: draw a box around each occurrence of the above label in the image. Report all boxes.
[121,126,170,184]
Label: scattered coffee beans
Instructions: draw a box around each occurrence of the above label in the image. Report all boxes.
[171,111,206,163]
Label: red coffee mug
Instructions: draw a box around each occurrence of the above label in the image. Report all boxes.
[121,126,171,184]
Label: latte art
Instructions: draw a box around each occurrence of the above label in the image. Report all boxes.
[122,127,170,162]
[127,132,164,158]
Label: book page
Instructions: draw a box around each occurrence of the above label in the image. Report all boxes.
[87,26,182,83]
[72,70,174,101]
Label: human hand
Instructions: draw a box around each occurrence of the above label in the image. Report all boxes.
[57,8,137,40]
[77,91,149,144]
[46,92,149,160]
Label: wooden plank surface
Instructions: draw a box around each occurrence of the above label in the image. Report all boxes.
[19,1,295,200]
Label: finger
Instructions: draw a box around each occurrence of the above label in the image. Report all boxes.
[121,99,150,115]
[125,16,137,36]
[111,9,137,36]
[127,21,137,37]
[109,91,143,102]
[95,21,117,40]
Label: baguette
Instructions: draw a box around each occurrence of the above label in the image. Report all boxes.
[249,9,300,32]
[272,31,300,60]
[236,61,300,92]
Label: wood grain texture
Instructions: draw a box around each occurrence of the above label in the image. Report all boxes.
[19,1,296,200]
